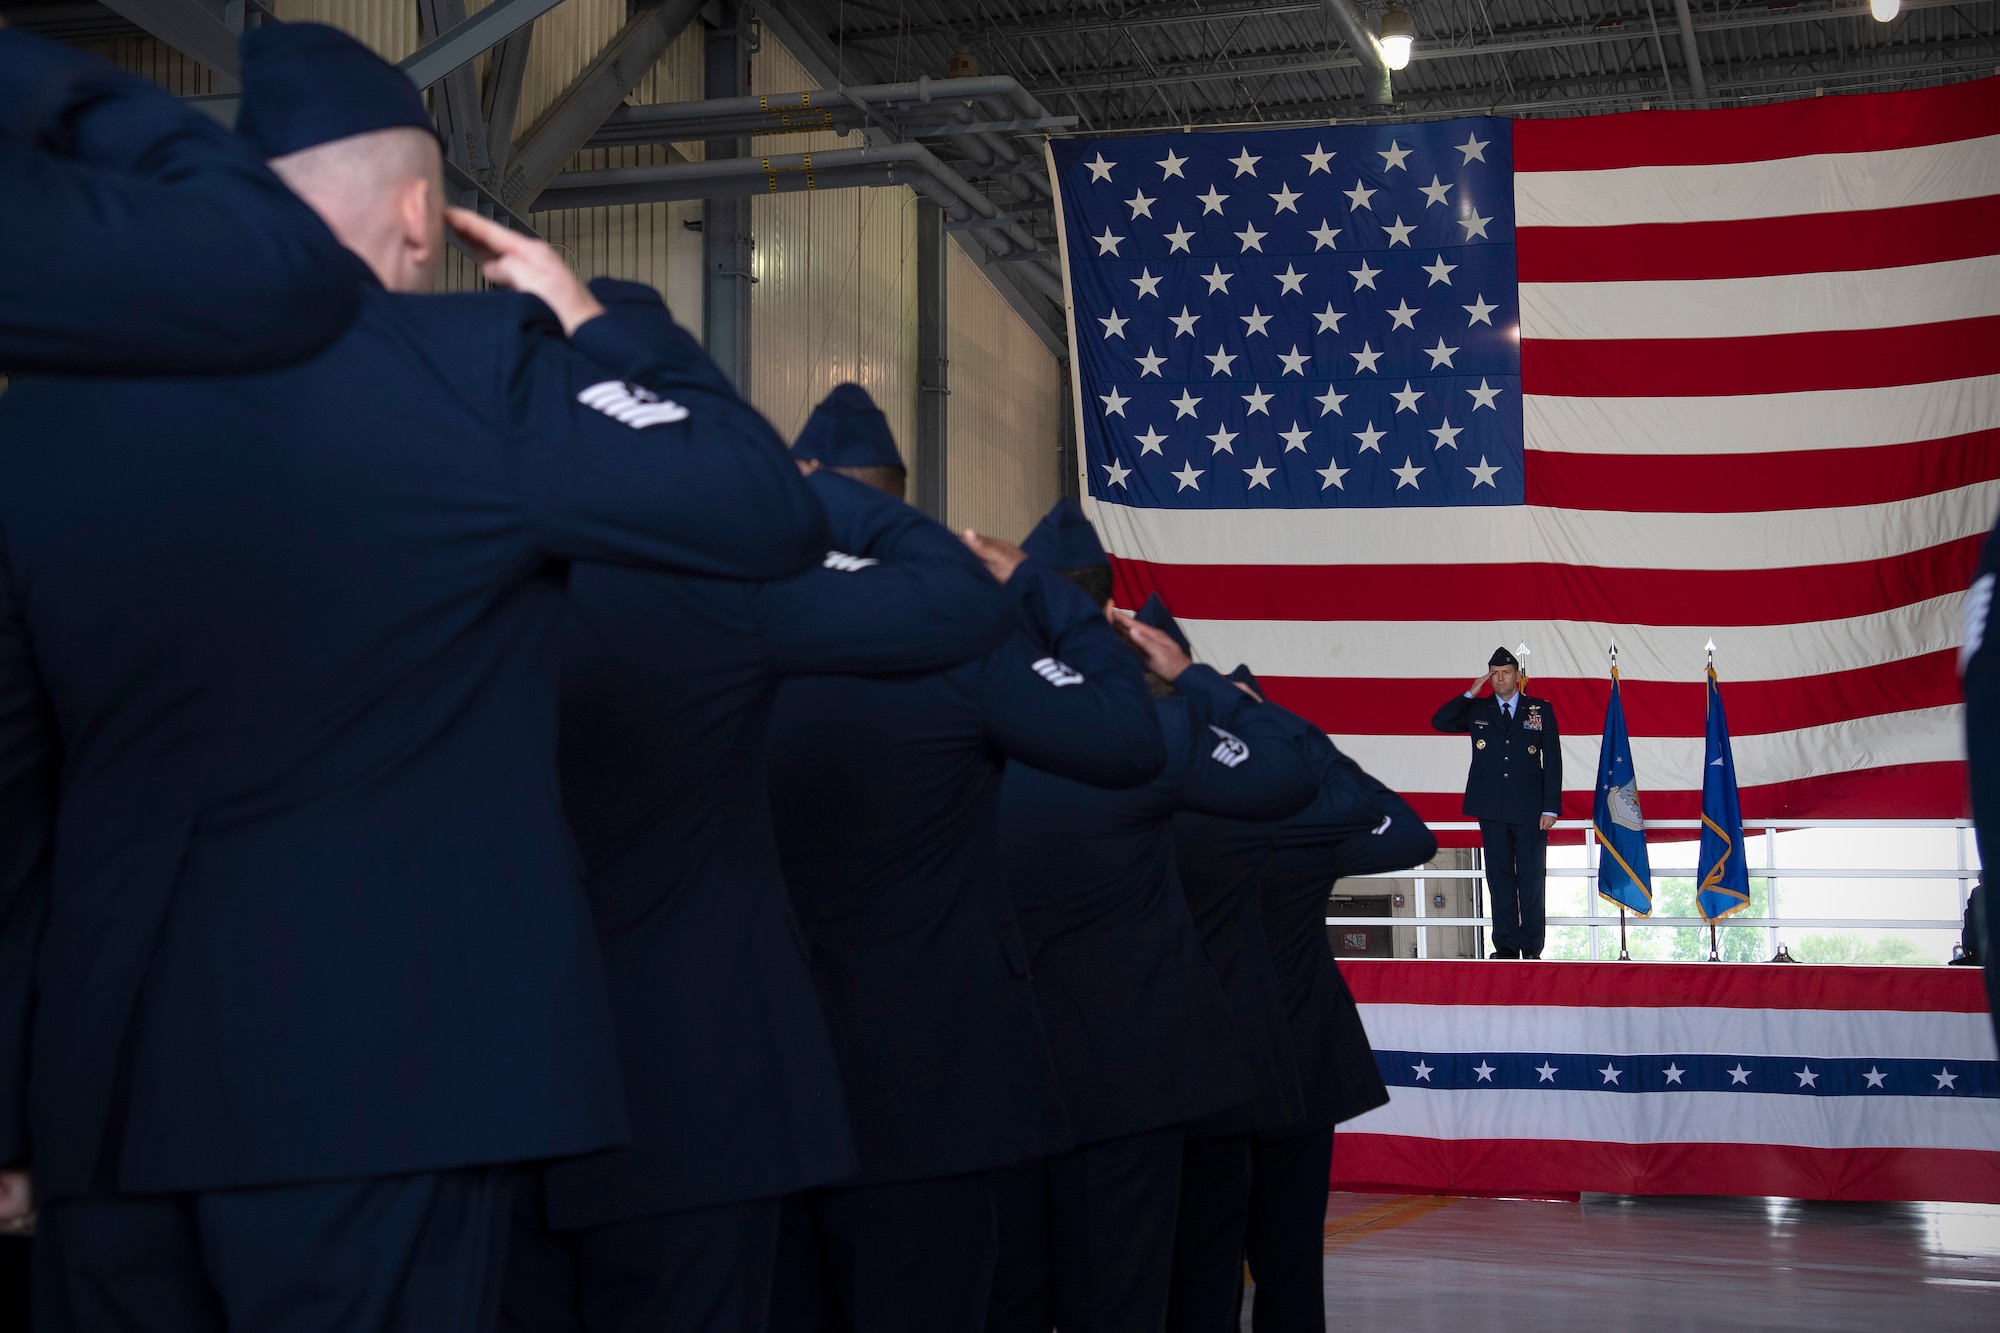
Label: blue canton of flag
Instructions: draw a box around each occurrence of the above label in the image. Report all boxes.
[1592,667,1653,915]
[1697,665,1753,922]
[1051,121,1522,509]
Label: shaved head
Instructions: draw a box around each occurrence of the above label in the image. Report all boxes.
[269,127,445,293]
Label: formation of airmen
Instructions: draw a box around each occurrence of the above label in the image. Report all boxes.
[0,19,1460,1333]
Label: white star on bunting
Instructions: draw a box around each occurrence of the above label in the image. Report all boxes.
[1244,458,1275,488]
[1350,342,1383,373]
[1386,299,1418,330]
[1171,390,1202,418]
[1207,424,1238,453]
[1269,183,1302,213]
[1379,139,1412,170]
[1458,210,1493,240]
[1094,226,1123,256]
[1430,418,1463,448]
[1425,338,1460,369]
[1235,222,1266,252]
[1202,265,1233,294]
[1419,174,1452,206]
[1164,223,1194,254]
[1240,306,1272,336]
[1302,143,1335,173]
[1467,379,1503,410]
[1423,256,1457,285]
[1473,1061,1496,1082]
[1157,150,1187,179]
[1126,190,1155,219]
[1241,385,1274,415]
[1198,185,1228,214]
[1130,268,1162,298]
[1344,180,1377,210]
[1662,1063,1686,1085]
[1383,216,1416,246]
[1796,1066,1820,1088]
[1458,133,1488,163]
[1536,1062,1559,1083]
[1463,294,1498,325]
[1169,307,1200,337]
[1086,152,1116,181]
[1318,458,1348,489]
[1099,388,1129,416]
[1173,461,1203,490]
[1315,385,1348,415]
[1134,347,1165,377]
[1349,260,1380,290]
[1230,147,1261,176]
[1274,265,1307,295]
[1277,346,1311,375]
[1099,311,1128,339]
[1314,305,1346,333]
[1393,457,1424,489]
[1309,220,1341,249]
[1354,421,1385,452]
[1280,422,1312,451]
[1136,426,1167,454]
[1206,346,1237,376]
[1600,1064,1623,1086]
[1391,381,1424,413]
[1412,1060,1434,1082]
[1103,459,1131,486]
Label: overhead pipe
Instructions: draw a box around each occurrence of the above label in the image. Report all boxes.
[1672,0,1710,102]
[1318,0,1393,106]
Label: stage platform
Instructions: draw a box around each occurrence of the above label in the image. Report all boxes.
[1258,1190,2000,1330]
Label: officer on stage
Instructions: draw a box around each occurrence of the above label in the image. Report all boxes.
[1432,648,1563,959]
[502,379,1015,1331]
[0,24,360,374]
[764,468,1166,1332]
[0,24,829,1329]
[1960,506,2000,1042]
[990,512,1319,1333]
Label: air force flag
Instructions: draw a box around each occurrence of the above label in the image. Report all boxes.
[1697,664,1753,922]
[1592,666,1652,915]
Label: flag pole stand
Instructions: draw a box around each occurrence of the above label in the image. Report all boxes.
[1707,921,1720,962]
[1617,907,1630,961]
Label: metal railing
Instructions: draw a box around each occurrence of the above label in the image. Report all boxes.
[1323,819,1979,961]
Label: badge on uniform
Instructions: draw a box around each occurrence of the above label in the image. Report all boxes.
[1030,657,1085,688]
[578,380,691,428]
[1523,711,1544,731]
[1208,725,1249,768]
[1476,739,1486,749]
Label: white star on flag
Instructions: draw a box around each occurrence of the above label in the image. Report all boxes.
[1419,174,1452,206]
[1412,1060,1434,1082]
[1728,1065,1753,1085]
[1103,459,1131,486]
[1230,147,1261,176]
[1426,338,1460,369]
[1386,299,1418,330]
[1315,385,1348,415]
[1344,180,1377,210]
[1473,1061,1496,1082]
[1535,1062,1559,1083]
[1796,1066,1820,1088]
[1269,183,1302,213]
[1314,304,1346,333]
[1126,190,1155,219]
[1349,260,1380,290]
[1600,1064,1623,1085]
[1303,143,1335,173]
[1463,294,1498,325]
[1458,133,1489,163]
[1662,1063,1686,1084]
[1134,347,1165,377]
[1171,390,1202,418]
[1099,388,1130,416]
[1423,256,1457,285]
[1245,458,1275,488]
[1864,1067,1887,1088]
[1169,307,1199,337]
[1350,342,1383,373]
[1198,186,1228,214]
[1099,311,1127,339]
[1240,306,1273,336]
[1085,152,1116,181]
[1094,226,1123,256]
[1467,379,1503,410]
[1157,150,1187,179]
[1309,220,1341,249]
[1241,385,1274,415]
[1274,265,1307,295]
[1235,223,1266,252]
[1206,346,1237,375]
[1164,224,1194,253]
[1393,458,1424,488]
[1936,1067,1960,1090]
[1173,461,1203,490]
[1135,426,1167,454]
[1130,268,1162,298]
[1280,422,1312,451]
[1207,424,1239,453]
[1202,265,1233,294]
[1430,418,1463,448]
[1391,381,1424,413]
[1317,458,1348,489]
[1379,140,1412,170]
[1458,210,1494,240]
[1383,216,1416,246]
[1354,421,1385,452]
[1278,346,1311,375]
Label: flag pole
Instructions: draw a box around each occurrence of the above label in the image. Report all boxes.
[1706,639,1721,962]
[1611,642,1630,962]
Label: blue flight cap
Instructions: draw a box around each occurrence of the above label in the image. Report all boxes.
[793,384,905,469]
[237,23,435,159]
[1135,591,1191,655]
[1020,497,1108,569]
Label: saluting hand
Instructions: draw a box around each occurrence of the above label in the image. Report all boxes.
[1115,614,1193,683]
[444,208,606,335]
[0,1169,31,1235]
[960,529,1026,584]
[1470,670,1492,695]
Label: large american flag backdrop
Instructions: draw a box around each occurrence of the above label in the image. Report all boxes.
[1049,80,2000,832]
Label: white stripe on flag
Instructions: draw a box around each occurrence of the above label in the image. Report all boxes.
[1342,1087,2000,1152]
[1514,134,2000,228]
[1520,254,2000,341]
[1357,1005,2000,1062]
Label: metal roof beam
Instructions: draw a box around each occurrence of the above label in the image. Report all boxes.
[97,0,239,89]
[398,0,570,92]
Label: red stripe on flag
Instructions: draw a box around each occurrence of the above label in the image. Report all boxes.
[1331,1136,2000,1205]
[1523,318,2000,397]
[1399,761,1969,837]
[1522,435,2000,514]
[1261,651,1960,740]
[1517,196,2000,283]
[1336,957,1991,1011]
[1109,536,1982,626]
[1513,76,2000,171]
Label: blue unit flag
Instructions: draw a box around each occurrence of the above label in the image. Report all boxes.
[1697,665,1753,922]
[1592,667,1653,915]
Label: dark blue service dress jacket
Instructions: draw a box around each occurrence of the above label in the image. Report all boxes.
[1961,509,2000,1034]
[1255,704,1436,1130]
[1431,691,1564,824]
[1000,668,1320,1146]
[0,29,360,375]
[0,278,829,1199]
[545,464,1014,1229]
[767,562,1166,1186]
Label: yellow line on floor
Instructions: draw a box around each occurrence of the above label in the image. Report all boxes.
[1322,1194,1462,1251]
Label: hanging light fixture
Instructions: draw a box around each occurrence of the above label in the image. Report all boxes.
[1379,2,1415,72]
[1870,0,1900,20]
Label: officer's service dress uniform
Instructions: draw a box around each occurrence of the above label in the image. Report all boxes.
[764,470,1166,1333]
[1961,508,2000,1041]
[1431,649,1563,958]
[990,514,1319,1333]
[0,28,359,376]
[502,377,1014,1333]
[0,26,831,1331]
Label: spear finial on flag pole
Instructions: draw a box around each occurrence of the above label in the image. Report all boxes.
[1517,641,1531,685]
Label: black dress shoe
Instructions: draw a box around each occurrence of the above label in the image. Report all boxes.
[1489,949,1520,960]
[1522,952,1542,960]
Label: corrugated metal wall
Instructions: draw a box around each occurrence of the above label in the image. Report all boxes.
[745,38,919,469]
[945,245,1061,541]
